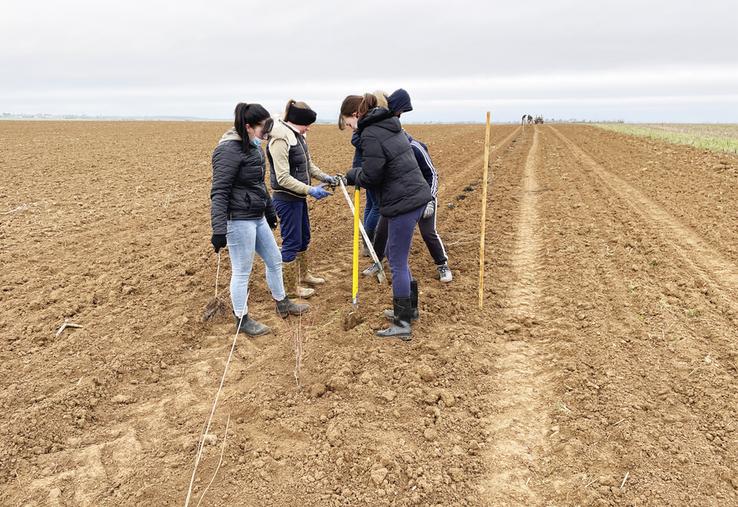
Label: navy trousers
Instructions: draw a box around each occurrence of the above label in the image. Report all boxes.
[387,205,425,298]
[274,198,310,262]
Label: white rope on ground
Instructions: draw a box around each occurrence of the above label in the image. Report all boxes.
[2,202,38,215]
[184,270,247,507]
[195,414,231,507]
[291,307,304,387]
[214,252,221,298]
[292,262,304,387]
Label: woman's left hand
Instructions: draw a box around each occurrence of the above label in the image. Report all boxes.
[345,167,360,187]
[266,210,279,230]
[211,234,227,252]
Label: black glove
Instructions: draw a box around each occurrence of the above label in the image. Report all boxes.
[266,211,278,230]
[211,234,227,253]
[345,167,359,186]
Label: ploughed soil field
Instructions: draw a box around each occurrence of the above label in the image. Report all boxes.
[1,121,736,506]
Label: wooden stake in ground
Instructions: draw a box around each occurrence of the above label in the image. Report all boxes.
[478,111,492,309]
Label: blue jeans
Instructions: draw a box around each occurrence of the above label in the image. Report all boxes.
[364,189,381,234]
[273,198,311,262]
[387,205,425,298]
[226,217,285,317]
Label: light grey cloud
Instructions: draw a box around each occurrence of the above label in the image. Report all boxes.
[2,0,737,121]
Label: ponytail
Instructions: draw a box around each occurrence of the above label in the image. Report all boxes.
[233,102,270,151]
[283,99,297,119]
[234,103,250,151]
[357,90,388,118]
[339,91,388,129]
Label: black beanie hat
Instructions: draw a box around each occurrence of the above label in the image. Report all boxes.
[285,102,317,126]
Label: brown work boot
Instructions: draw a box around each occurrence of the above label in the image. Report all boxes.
[283,259,314,299]
[297,251,325,286]
[275,297,310,318]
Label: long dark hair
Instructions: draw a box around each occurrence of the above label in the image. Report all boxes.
[234,102,270,151]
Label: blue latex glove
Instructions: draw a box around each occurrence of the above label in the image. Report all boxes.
[308,183,331,199]
[323,175,338,185]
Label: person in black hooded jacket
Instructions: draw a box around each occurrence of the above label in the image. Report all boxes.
[363,89,453,284]
[210,103,308,336]
[341,92,432,339]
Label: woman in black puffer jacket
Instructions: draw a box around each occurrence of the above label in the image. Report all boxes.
[210,103,308,336]
[342,92,432,339]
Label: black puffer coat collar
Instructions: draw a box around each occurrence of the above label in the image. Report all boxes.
[357,107,397,133]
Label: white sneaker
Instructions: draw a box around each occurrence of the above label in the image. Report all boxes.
[437,263,453,283]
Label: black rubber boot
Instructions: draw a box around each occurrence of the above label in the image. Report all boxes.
[384,279,419,321]
[376,297,413,340]
[234,314,270,336]
[275,297,310,318]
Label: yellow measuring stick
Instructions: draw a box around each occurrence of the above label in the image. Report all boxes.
[352,186,360,305]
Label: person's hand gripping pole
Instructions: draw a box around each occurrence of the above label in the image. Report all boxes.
[337,177,387,284]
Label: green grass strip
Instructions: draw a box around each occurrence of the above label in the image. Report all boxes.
[594,124,738,154]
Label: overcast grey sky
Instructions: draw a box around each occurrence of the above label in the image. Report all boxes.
[2,0,737,122]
